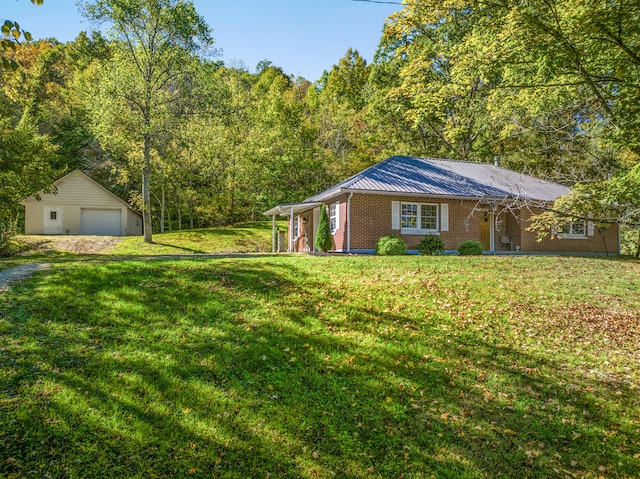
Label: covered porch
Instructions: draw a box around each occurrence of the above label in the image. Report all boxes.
[263,202,322,253]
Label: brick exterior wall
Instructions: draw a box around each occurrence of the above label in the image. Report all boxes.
[518,208,619,254]
[349,194,484,251]
[320,193,619,254]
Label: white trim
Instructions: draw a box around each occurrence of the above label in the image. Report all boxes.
[400,201,439,235]
[440,203,449,232]
[271,215,277,253]
[559,220,587,239]
[289,207,294,252]
[346,192,353,252]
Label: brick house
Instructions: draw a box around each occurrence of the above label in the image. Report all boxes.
[263,156,619,255]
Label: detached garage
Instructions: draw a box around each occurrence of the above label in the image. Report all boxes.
[21,170,143,236]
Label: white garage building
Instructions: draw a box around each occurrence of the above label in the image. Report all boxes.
[22,170,143,236]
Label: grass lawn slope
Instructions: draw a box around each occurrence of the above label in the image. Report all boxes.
[3,222,280,263]
[111,222,278,255]
[1,255,639,478]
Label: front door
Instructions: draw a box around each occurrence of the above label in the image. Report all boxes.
[480,212,491,251]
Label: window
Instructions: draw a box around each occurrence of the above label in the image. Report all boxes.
[50,211,57,220]
[421,204,438,230]
[293,216,300,238]
[329,202,339,233]
[401,204,418,229]
[401,202,438,233]
[559,220,586,238]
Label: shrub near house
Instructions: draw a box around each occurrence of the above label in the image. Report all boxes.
[376,235,407,255]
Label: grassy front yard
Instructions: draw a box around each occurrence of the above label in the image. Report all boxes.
[1,255,639,478]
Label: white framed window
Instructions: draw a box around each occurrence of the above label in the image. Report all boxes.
[400,202,439,234]
[329,202,339,233]
[401,203,418,229]
[559,220,586,238]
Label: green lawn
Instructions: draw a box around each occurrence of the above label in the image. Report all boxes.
[1,255,639,478]
[111,222,280,255]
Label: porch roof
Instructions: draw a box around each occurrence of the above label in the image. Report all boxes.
[263,202,323,217]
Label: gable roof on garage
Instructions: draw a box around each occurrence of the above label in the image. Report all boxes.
[21,170,140,214]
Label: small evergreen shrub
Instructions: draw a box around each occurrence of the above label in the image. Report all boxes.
[375,235,407,256]
[418,235,445,255]
[458,240,483,255]
[315,204,333,252]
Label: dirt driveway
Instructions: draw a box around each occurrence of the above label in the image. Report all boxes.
[17,235,123,255]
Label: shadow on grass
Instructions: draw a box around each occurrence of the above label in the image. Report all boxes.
[152,242,208,254]
[0,258,638,478]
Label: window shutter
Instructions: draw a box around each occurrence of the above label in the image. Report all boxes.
[440,203,449,231]
[335,201,340,231]
[587,214,594,236]
[391,201,400,229]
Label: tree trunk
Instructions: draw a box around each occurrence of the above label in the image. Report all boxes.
[167,189,173,232]
[160,180,166,234]
[176,190,182,230]
[142,133,153,243]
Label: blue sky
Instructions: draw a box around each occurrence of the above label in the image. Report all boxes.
[1,0,402,80]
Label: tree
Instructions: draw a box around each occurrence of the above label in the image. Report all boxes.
[81,0,213,242]
[528,164,640,256]
[1,0,44,69]
[315,204,333,252]
[378,0,640,177]
[0,119,59,244]
[311,49,378,180]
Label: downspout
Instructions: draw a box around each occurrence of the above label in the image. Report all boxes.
[346,192,353,253]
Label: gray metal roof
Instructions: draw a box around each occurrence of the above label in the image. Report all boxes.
[306,156,569,203]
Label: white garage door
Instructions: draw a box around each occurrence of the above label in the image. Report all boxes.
[81,209,122,236]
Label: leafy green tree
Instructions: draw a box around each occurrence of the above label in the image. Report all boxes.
[379,6,497,161]
[315,204,333,252]
[378,0,639,178]
[1,0,44,70]
[81,0,213,242]
[311,49,378,180]
[0,119,58,243]
[529,164,640,256]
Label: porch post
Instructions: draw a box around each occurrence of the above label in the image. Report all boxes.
[289,206,294,252]
[490,211,495,253]
[271,214,276,253]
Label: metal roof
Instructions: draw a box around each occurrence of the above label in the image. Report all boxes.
[306,156,569,203]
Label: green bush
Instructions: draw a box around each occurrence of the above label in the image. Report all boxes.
[458,240,484,255]
[315,203,333,252]
[418,235,445,255]
[375,235,407,256]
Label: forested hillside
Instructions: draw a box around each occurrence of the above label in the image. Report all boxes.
[1,0,638,250]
